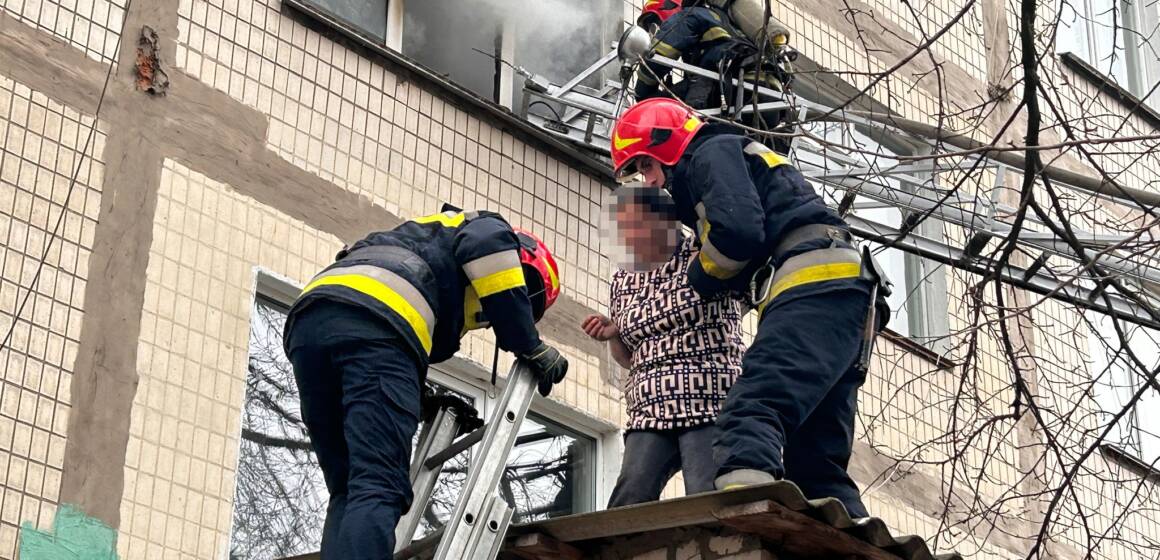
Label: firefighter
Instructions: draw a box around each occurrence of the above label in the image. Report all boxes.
[609,98,891,519]
[283,208,568,559]
[633,1,794,150]
[637,0,682,32]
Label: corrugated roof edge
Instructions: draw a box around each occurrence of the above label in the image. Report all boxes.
[280,0,618,184]
[506,480,963,560]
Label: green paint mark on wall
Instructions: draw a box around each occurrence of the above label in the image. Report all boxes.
[20,504,118,560]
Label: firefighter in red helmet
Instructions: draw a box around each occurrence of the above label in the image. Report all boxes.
[610,98,891,520]
[638,0,682,31]
[284,207,567,559]
[631,1,795,150]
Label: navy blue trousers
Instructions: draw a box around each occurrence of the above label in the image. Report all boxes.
[285,300,422,559]
[714,283,872,518]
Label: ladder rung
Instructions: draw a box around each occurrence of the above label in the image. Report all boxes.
[424,424,487,470]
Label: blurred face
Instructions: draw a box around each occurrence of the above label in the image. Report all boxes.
[614,201,674,267]
[636,156,667,188]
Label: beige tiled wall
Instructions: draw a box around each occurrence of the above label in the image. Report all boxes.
[0,0,127,62]
[172,0,624,417]
[0,74,103,559]
[1,0,1159,557]
[119,159,342,559]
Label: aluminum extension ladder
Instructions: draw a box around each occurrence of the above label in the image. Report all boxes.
[394,361,540,559]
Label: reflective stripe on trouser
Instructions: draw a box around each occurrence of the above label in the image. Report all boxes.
[301,264,436,355]
[756,247,862,315]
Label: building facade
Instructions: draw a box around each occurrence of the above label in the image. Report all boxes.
[0,0,1157,558]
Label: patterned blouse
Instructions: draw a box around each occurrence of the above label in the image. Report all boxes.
[610,236,747,431]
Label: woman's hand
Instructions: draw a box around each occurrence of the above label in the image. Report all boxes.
[581,314,620,341]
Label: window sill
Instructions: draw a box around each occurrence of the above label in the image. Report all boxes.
[1100,444,1160,483]
[279,0,615,181]
[1058,52,1160,130]
[879,328,957,370]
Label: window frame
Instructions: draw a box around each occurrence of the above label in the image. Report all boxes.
[1056,0,1160,103]
[1087,311,1160,467]
[789,121,952,351]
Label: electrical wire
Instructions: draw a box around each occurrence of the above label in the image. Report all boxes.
[0,0,132,356]
[527,100,566,122]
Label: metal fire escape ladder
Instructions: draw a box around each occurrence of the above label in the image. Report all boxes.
[518,44,1160,329]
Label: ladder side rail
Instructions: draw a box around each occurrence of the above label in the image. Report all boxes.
[814,170,1160,288]
[395,407,461,551]
[433,362,540,560]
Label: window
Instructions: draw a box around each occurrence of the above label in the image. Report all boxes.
[1088,313,1160,465]
[287,0,623,110]
[1058,0,1160,102]
[794,122,951,351]
[401,0,621,107]
[229,288,598,557]
[506,415,597,523]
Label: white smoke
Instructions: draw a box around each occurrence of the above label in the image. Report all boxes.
[403,0,619,99]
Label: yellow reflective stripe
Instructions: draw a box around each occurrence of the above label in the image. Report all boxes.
[542,255,559,291]
[757,262,862,315]
[701,26,731,42]
[653,41,680,57]
[303,274,434,354]
[758,151,789,168]
[472,266,526,297]
[700,238,749,279]
[463,250,521,281]
[683,116,702,131]
[413,210,466,227]
[635,70,659,85]
[461,286,488,335]
[699,250,735,280]
[744,141,791,168]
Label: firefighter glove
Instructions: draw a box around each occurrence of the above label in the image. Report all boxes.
[519,342,569,397]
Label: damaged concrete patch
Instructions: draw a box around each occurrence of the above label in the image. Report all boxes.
[19,505,119,560]
[135,25,169,94]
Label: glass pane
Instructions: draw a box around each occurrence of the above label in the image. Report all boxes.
[1057,0,1093,57]
[795,122,913,335]
[299,0,387,42]
[230,297,326,559]
[505,415,596,523]
[1088,313,1160,464]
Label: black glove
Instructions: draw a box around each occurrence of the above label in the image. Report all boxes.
[518,342,569,397]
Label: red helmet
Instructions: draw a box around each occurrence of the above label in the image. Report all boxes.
[610,98,704,180]
[638,0,681,28]
[514,227,561,321]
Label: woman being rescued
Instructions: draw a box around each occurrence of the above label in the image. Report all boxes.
[581,184,748,506]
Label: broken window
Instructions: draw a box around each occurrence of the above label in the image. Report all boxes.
[284,0,623,110]
[400,0,622,108]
